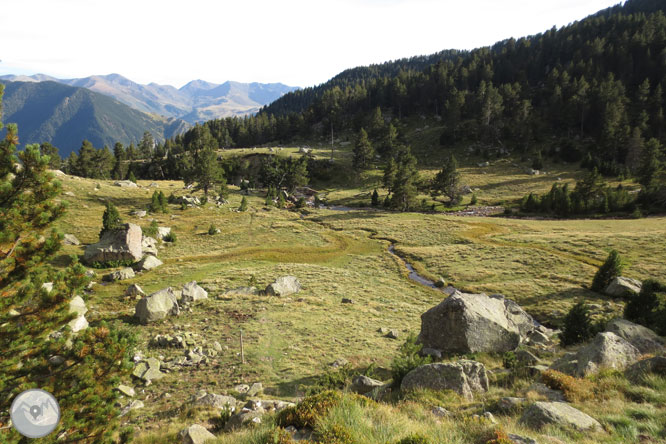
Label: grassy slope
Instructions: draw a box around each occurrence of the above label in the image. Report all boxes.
[52,134,665,442]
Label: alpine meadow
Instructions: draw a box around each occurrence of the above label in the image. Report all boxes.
[1,1,666,444]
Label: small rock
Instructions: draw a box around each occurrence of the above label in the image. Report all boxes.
[431,406,451,418]
[48,355,65,366]
[386,329,399,339]
[330,358,348,368]
[116,384,136,397]
[265,276,301,297]
[520,401,602,431]
[420,347,442,359]
[103,267,136,282]
[483,411,497,424]
[246,382,263,397]
[507,434,538,444]
[233,384,250,394]
[341,298,354,304]
[135,255,163,272]
[125,284,146,299]
[114,180,138,188]
[350,375,384,395]
[132,210,148,217]
[63,234,81,245]
[605,276,642,298]
[181,281,208,304]
[179,424,216,444]
[497,397,526,413]
[515,349,540,366]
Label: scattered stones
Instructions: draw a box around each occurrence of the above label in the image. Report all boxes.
[350,375,384,394]
[265,276,301,297]
[605,318,664,354]
[401,360,489,400]
[114,180,138,188]
[103,267,136,282]
[179,424,216,444]
[605,276,642,298]
[141,236,158,256]
[180,281,208,304]
[520,402,602,431]
[83,223,143,264]
[625,356,666,382]
[224,411,263,431]
[132,357,164,382]
[135,255,163,272]
[550,332,640,377]
[134,288,180,324]
[125,284,146,299]
[175,196,201,207]
[116,385,136,397]
[418,291,537,354]
[341,298,354,304]
[68,296,88,332]
[63,234,81,245]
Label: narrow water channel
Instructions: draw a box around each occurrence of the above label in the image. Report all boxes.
[387,245,456,295]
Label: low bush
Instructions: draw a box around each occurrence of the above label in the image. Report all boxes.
[163,232,177,243]
[144,220,159,237]
[391,333,431,388]
[624,279,666,335]
[208,224,218,235]
[395,434,431,444]
[591,250,623,293]
[541,369,595,402]
[560,302,597,346]
[276,390,342,429]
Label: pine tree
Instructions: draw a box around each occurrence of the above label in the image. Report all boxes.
[0,86,134,443]
[128,171,137,183]
[591,250,623,293]
[185,147,224,195]
[371,189,380,206]
[431,154,461,205]
[383,157,397,194]
[239,196,249,212]
[100,201,124,236]
[560,302,595,346]
[353,128,375,171]
[75,140,96,177]
[39,142,61,170]
[391,148,419,211]
[111,142,127,180]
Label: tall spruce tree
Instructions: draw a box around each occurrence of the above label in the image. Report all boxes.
[431,154,461,205]
[353,128,375,171]
[0,85,134,443]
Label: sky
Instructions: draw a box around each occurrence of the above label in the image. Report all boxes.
[0,0,623,89]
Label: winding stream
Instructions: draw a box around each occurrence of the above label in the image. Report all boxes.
[387,245,456,295]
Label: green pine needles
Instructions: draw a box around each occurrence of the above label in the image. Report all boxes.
[591,250,623,293]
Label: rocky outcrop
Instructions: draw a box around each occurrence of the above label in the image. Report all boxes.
[400,360,489,400]
[134,288,180,324]
[135,255,163,272]
[83,223,142,265]
[418,292,536,354]
[179,425,216,444]
[102,267,135,282]
[265,276,301,297]
[605,318,664,354]
[605,277,642,297]
[625,356,666,382]
[181,281,208,304]
[550,332,640,377]
[520,402,601,431]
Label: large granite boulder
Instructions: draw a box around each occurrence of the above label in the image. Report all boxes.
[519,402,602,431]
[400,360,489,400]
[135,255,163,272]
[83,223,142,265]
[265,276,301,297]
[625,356,666,382]
[134,288,179,324]
[550,332,640,377]
[179,425,216,444]
[605,318,664,354]
[181,281,208,304]
[605,276,642,297]
[418,292,536,354]
[192,392,237,411]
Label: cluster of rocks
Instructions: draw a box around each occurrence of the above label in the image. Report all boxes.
[132,357,165,383]
[134,281,208,324]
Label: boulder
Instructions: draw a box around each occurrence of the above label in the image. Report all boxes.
[247,382,263,397]
[133,357,164,382]
[224,411,263,431]
[114,180,138,188]
[125,284,146,298]
[116,385,135,397]
[350,375,384,394]
[68,296,88,332]
[265,276,301,297]
[625,356,666,382]
[181,281,208,303]
[135,255,163,272]
[605,276,642,297]
[605,318,664,354]
[400,360,489,400]
[193,393,237,411]
[63,234,81,245]
[179,424,216,444]
[157,227,171,240]
[83,223,143,265]
[519,402,602,431]
[103,267,136,282]
[134,288,180,324]
[141,236,158,256]
[515,349,541,366]
[550,332,640,377]
[132,210,147,217]
[418,292,536,354]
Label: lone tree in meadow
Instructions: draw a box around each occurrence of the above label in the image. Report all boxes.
[100,201,124,236]
[591,250,623,292]
[185,146,225,195]
[431,154,461,206]
[0,84,135,443]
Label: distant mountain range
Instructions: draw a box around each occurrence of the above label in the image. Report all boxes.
[0,80,190,156]
[0,73,299,123]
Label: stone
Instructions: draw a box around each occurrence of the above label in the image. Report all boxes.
[330,358,348,368]
[179,424,216,444]
[141,236,158,256]
[83,223,143,265]
[418,291,537,354]
[507,434,538,444]
[605,276,642,298]
[400,360,489,400]
[625,356,666,382]
[48,355,65,366]
[605,318,664,354]
[103,267,136,282]
[431,406,451,417]
[114,180,138,188]
[157,227,171,240]
[341,298,354,304]
[233,384,250,394]
[515,349,540,366]
[63,234,81,245]
[125,284,146,298]
[68,296,88,332]
[497,397,526,413]
[246,382,263,397]
[526,383,565,401]
[132,210,148,217]
[386,329,399,339]
[134,288,180,324]
[520,402,602,431]
[350,375,384,395]
[420,347,442,359]
[193,393,237,411]
[116,385,135,397]
[550,332,640,377]
[120,400,144,415]
[527,330,551,346]
[181,281,208,304]
[135,255,163,271]
[483,412,497,424]
[133,358,164,382]
[224,411,263,431]
[265,275,301,297]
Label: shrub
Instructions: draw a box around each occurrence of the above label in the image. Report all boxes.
[314,193,322,207]
[128,171,137,183]
[560,301,595,346]
[100,201,123,236]
[239,196,249,211]
[541,369,595,402]
[277,192,286,208]
[484,428,514,444]
[624,279,666,335]
[304,364,354,396]
[395,434,431,444]
[259,428,293,444]
[296,197,306,208]
[470,193,478,205]
[163,232,177,243]
[391,333,432,387]
[591,250,623,292]
[144,220,159,237]
[371,189,379,206]
[180,202,187,211]
[318,423,354,444]
[276,390,342,428]
[149,191,168,213]
[200,196,208,206]
[208,224,218,235]
[502,351,517,369]
[168,193,177,204]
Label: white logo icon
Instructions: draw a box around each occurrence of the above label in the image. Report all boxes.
[10,389,60,438]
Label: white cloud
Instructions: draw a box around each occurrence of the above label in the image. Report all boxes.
[0,0,622,88]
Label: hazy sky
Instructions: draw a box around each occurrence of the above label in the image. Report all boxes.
[1,0,622,88]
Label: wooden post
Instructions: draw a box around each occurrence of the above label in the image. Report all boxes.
[240,329,245,365]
